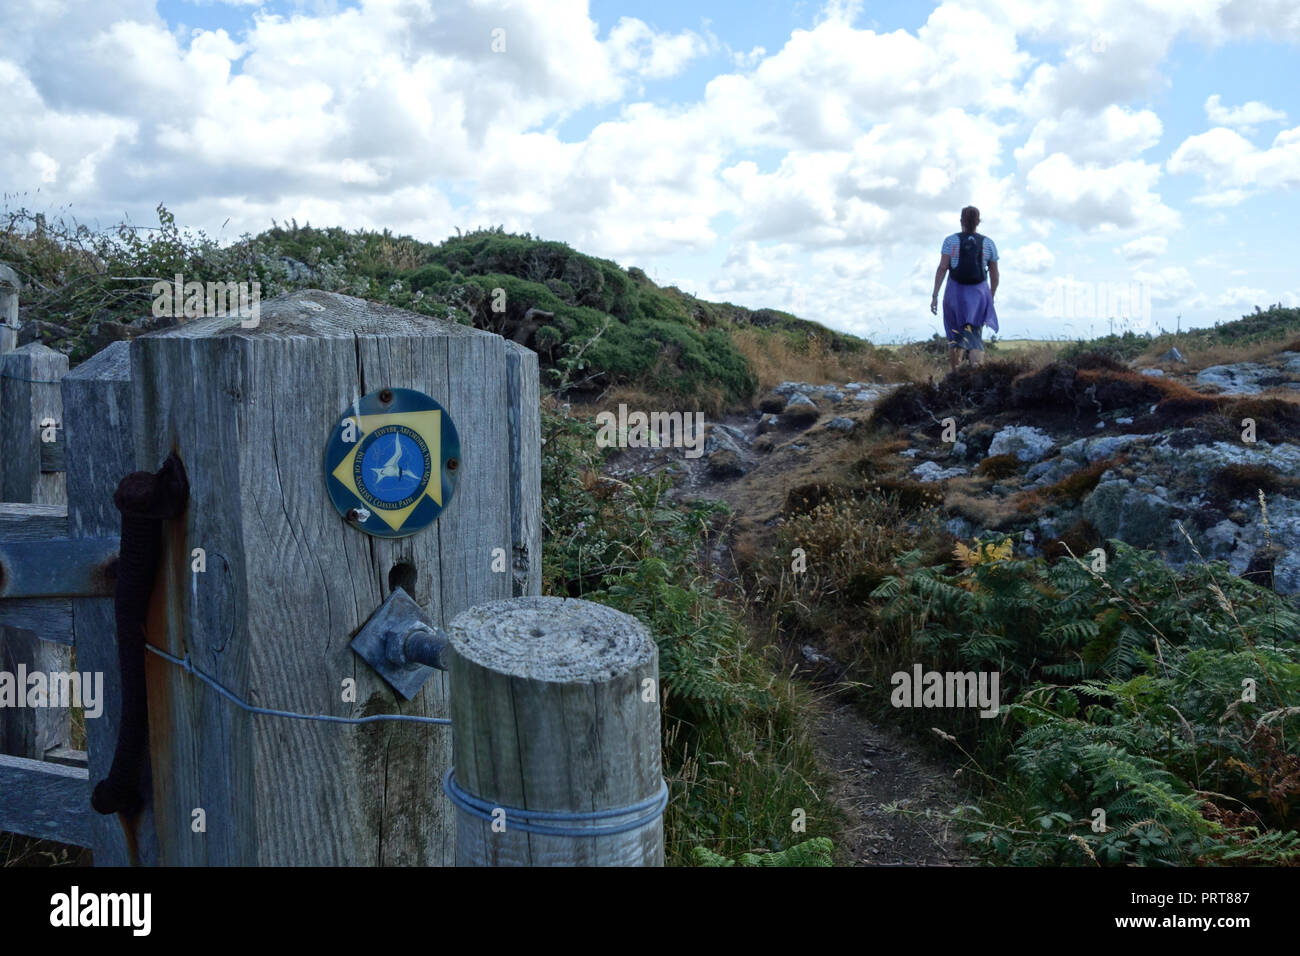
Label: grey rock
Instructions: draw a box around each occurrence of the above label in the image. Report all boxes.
[1139,368,1165,377]
[1197,363,1273,395]
[899,447,920,458]
[1151,439,1300,473]
[1160,347,1187,364]
[1081,479,1179,552]
[945,517,973,538]
[819,387,844,403]
[1115,417,1134,425]
[826,416,856,432]
[784,392,816,408]
[705,425,747,457]
[988,425,1056,462]
[950,441,967,458]
[914,460,967,482]
[706,449,748,480]
[801,645,835,666]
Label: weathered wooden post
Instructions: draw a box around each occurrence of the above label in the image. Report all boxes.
[129,290,540,865]
[63,341,159,865]
[0,341,71,761]
[447,596,665,866]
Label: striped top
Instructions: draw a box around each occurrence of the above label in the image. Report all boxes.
[942,233,998,271]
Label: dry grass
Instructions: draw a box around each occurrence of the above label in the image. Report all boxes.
[945,487,1025,530]
[1134,336,1300,371]
[730,327,924,393]
[587,384,729,418]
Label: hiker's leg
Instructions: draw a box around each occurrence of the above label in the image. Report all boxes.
[949,345,961,370]
[969,347,984,365]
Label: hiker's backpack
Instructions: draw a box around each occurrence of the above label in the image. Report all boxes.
[951,232,987,285]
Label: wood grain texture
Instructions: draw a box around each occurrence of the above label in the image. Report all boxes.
[448,596,663,866]
[505,341,541,598]
[0,599,72,645]
[0,753,90,846]
[0,342,67,505]
[63,340,158,866]
[132,291,513,865]
[0,343,70,761]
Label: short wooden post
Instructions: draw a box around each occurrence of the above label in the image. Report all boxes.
[63,341,158,865]
[448,596,664,866]
[131,290,537,865]
[0,342,71,762]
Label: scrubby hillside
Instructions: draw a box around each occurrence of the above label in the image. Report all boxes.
[3,206,883,411]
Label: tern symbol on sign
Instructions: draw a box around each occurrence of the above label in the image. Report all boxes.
[370,433,422,484]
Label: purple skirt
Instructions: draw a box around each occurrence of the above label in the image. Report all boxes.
[943,279,998,343]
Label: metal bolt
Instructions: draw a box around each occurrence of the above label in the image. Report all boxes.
[446,457,459,472]
[378,389,393,404]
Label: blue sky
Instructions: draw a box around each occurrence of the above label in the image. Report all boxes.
[4,0,1298,342]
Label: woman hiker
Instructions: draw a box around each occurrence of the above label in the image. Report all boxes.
[930,205,999,371]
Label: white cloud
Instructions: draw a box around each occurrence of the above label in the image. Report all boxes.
[1010,242,1055,272]
[1015,106,1162,167]
[1117,235,1167,260]
[606,17,710,79]
[1216,286,1269,308]
[1168,125,1300,204]
[1204,93,1286,133]
[1132,265,1196,305]
[1024,153,1177,231]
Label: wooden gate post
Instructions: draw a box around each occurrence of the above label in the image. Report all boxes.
[63,341,159,865]
[447,596,665,866]
[130,290,539,865]
[0,342,71,762]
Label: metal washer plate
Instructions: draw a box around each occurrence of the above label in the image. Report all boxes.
[324,388,460,538]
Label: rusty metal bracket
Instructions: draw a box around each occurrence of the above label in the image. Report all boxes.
[350,587,449,700]
[0,536,117,598]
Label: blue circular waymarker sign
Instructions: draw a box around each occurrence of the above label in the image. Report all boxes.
[324,388,460,538]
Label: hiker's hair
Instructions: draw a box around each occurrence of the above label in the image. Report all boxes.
[960,206,980,231]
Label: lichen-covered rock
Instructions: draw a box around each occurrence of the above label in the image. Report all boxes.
[1196,363,1274,395]
[705,423,748,457]
[914,460,967,482]
[988,425,1056,462]
[1060,433,1156,464]
[1081,478,1180,552]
